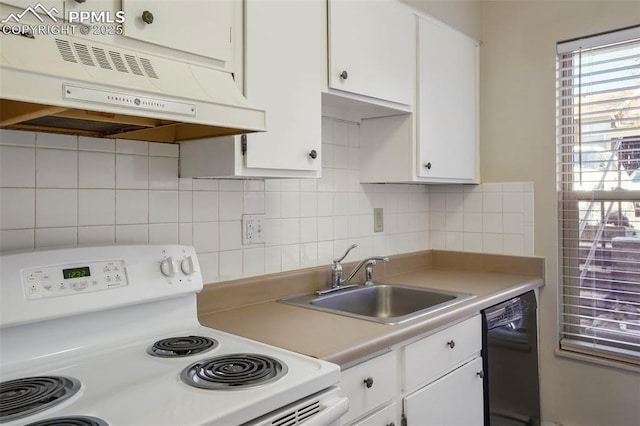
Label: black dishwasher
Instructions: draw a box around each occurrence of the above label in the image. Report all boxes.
[482,290,540,426]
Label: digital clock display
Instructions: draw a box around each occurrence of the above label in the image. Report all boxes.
[62,266,91,279]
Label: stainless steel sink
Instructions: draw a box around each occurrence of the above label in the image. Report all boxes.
[280,284,474,325]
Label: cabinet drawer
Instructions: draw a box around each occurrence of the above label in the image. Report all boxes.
[403,315,481,391]
[341,350,399,424]
[351,401,402,426]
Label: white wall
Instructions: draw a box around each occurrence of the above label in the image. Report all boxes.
[480,1,640,425]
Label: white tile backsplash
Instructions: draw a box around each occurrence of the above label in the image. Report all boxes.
[115,190,148,224]
[36,149,78,188]
[115,224,148,243]
[35,227,77,247]
[1,146,35,187]
[0,123,534,283]
[78,152,115,189]
[116,154,148,189]
[36,133,77,150]
[148,191,178,223]
[0,129,35,147]
[78,189,114,226]
[0,229,34,251]
[0,188,34,230]
[36,189,77,227]
[149,157,179,190]
[78,225,115,245]
[79,136,115,152]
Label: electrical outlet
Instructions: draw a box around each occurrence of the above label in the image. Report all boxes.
[374,208,384,232]
[242,214,265,244]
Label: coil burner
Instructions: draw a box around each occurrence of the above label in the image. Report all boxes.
[181,354,288,390]
[0,376,81,423]
[147,336,218,358]
[24,415,108,426]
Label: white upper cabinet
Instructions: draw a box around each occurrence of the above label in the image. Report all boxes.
[359,15,479,184]
[179,0,322,178]
[121,0,233,64]
[416,16,479,182]
[242,0,322,174]
[327,0,415,109]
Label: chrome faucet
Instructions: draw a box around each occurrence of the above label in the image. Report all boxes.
[317,244,389,295]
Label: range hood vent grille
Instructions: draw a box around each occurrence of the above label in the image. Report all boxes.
[55,39,76,63]
[54,39,159,80]
[92,47,112,70]
[73,43,94,67]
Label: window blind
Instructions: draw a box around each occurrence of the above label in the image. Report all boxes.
[557,27,640,366]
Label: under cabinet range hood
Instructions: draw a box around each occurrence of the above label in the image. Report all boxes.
[0,24,266,143]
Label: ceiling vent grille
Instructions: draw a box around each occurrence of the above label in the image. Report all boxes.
[55,39,77,63]
[271,400,321,426]
[91,47,112,70]
[109,51,128,73]
[140,57,159,79]
[73,43,95,67]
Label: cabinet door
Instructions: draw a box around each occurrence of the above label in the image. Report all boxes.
[243,0,322,172]
[328,0,414,106]
[122,0,232,63]
[404,357,484,426]
[341,350,399,424]
[351,402,402,426]
[416,17,479,182]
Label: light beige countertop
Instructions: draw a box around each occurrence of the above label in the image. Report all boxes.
[198,250,544,367]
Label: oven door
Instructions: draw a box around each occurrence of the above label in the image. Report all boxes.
[243,386,349,426]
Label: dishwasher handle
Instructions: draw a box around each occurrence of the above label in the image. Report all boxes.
[484,297,526,330]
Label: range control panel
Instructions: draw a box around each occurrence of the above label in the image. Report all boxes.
[23,260,128,300]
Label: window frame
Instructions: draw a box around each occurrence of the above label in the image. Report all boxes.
[556,26,640,368]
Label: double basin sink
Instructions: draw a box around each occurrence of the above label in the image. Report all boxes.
[280,283,474,325]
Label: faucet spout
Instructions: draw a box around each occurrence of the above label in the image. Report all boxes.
[343,256,389,285]
[317,244,390,295]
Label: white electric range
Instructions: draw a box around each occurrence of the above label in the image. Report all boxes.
[0,245,347,426]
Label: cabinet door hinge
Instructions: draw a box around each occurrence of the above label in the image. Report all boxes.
[241,134,247,156]
[401,413,407,426]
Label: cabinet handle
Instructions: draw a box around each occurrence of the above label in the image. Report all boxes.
[141,10,154,24]
[74,0,87,3]
[477,370,485,379]
[363,377,374,388]
[340,70,348,80]
[308,149,318,159]
[425,162,432,170]
[446,340,455,349]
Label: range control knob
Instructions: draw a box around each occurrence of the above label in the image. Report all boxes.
[181,256,195,275]
[160,258,175,277]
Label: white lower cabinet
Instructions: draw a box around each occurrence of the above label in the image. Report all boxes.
[403,357,484,425]
[341,315,483,425]
[351,401,402,426]
[341,350,400,424]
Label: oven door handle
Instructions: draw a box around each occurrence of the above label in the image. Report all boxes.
[304,395,349,425]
